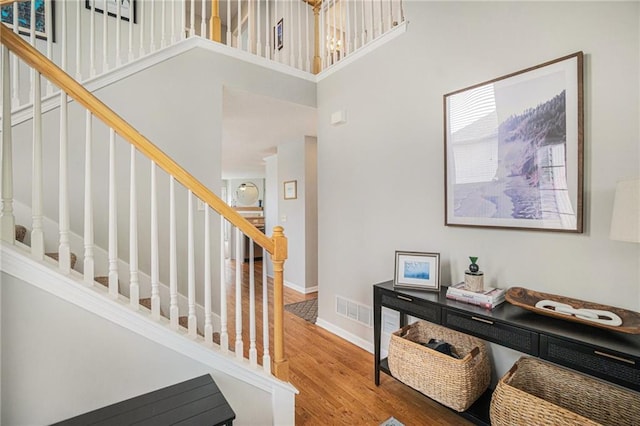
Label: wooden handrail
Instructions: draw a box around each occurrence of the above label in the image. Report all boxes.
[0,23,275,253]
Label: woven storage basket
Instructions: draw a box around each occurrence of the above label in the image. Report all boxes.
[490,357,640,426]
[388,320,491,412]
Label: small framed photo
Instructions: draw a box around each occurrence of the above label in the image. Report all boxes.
[276,18,284,50]
[283,180,297,200]
[394,251,440,291]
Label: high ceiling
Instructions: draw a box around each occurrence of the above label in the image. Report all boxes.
[222,88,317,179]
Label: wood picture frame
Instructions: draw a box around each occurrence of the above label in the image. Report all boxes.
[86,0,137,23]
[284,180,297,200]
[393,251,441,292]
[444,52,584,232]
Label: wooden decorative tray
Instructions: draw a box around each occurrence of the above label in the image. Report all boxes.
[505,287,640,334]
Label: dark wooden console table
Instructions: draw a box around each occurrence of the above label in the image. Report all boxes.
[373,281,640,425]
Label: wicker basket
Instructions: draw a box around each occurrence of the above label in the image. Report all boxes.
[388,320,491,412]
[490,357,640,426]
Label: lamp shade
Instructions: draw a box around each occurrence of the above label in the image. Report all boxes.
[610,177,640,243]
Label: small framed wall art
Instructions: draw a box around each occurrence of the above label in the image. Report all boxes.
[1,0,55,41]
[86,0,137,23]
[284,180,297,200]
[393,251,441,291]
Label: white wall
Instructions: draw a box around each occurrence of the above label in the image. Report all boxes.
[316,1,640,378]
[0,272,274,426]
[265,154,279,277]
[277,137,318,293]
[304,136,318,290]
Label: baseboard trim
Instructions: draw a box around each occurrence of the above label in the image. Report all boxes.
[315,317,374,354]
[281,279,317,295]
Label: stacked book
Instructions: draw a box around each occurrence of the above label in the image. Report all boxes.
[446,282,506,309]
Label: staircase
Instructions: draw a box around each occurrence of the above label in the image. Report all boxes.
[0,7,295,425]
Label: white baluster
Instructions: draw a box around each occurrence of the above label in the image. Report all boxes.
[169,176,179,329]
[31,71,44,260]
[297,0,302,69]
[45,0,53,93]
[182,0,187,39]
[338,0,343,61]
[58,91,71,273]
[249,239,257,366]
[289,0,294,66]
[150,162,160,319]
[332,0,337,65]
[83,111,95,285]
[187,191,197,337]
[353,0,359,50]
[264,0,270,58]
[58,5,70,271]
[0,46,15,243]
[346,0,351,56]
[200,0,206,37]
[89,0,97,77]
[128,0,134,62]
[204,206,213,345]
[150,0,157,52]
[108,129,119,297]
[220,218,229,352]
[388,0,393,29]
[247,0,252,53]
[139,0,145,57]
[129,146,139,310]
[75,0,82,80]
[262,251,271,374]
[116,0,122,66]
[361,0,366,45]
[369,0,374,39]
[226,0,232,46]
[235,227,243,358]
[103,0,109,72]
[379,0,384,36]
[274,0,278,61]
[29,0,35,100]
[237,0,242,49]
[400,0,405,22]
[11,2,20,107]
[190,0,196,36]
[161,0,167,48]
[256,0,262,57]
[171,0,177,43]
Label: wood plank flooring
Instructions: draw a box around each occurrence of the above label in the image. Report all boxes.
[225,259,472,425]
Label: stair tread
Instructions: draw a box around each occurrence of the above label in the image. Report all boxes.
[46,252,78,269]
[15,225,26,243]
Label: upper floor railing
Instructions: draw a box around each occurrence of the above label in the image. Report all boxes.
[2,0,405,110]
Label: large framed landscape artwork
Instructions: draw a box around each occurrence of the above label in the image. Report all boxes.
[444,52,584,232]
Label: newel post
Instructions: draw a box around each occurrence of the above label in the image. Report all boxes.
[311,0,322,74]
[209,0,222,43]
[271,225,289,381]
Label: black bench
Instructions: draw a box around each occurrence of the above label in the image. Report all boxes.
[54,374,235,426]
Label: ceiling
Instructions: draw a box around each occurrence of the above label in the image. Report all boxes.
[222,88,317,179]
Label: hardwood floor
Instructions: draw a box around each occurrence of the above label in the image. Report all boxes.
[225,259,472,425]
